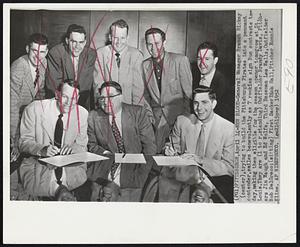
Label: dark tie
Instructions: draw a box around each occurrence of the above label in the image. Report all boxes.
[115,53,120,68]
[54,114,63,148]
[34,67,40,88]
[110,116,125,180]
[54,113,64,185]
[195,124,205,158]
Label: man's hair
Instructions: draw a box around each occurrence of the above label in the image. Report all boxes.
[99,81,122,95]
[197,41,218,58]
[109,19,129,35]
[193,85,217,101]
[27,33,48,47]
[66,24,86,39]
[145,27,166,42]
[57,79,80,92]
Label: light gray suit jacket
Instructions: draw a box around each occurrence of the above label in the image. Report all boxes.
[143,51,192,152]
[170,113,234,177]
[18,99,88,197]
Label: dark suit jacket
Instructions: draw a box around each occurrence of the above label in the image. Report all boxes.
[87,103,157,194]
[192,68,234,123]
[45,43,96,111]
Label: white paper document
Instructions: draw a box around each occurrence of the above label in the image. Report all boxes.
[153,156,201,167]
[39,152,109,167]
[115,153,146,164]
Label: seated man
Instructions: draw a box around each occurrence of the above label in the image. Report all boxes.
[87,81,157,202]
[142,85,234,203]
[165,85,234,202]
[11,80,88,200]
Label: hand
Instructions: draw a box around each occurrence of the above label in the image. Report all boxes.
[40,145,60,157]
[181,153,203,165]
[164,145,178,156]
[191,188,210,203]
[59,145,73,155]
[10,146,20,163]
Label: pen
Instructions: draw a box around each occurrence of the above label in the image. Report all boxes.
[122,153,126,158]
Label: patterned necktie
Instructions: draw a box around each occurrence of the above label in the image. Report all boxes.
[110,116,125,179]
[115,53,120,68]
[34,67,40,88]
[195,123,205,158]
[54,114,63,148]
[200,75,208,87]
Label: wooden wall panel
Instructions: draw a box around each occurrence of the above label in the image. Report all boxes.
[90,11,139,50]
[41,10,91,49]
[138,11,187,59]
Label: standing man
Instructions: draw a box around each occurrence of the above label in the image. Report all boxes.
[10,33,49,162]
[193,41,234,122]
[45,24,96,111]
[93,19,145,106]
[87,81,156,201]
[143,27,193,153]
[14,80,88,200]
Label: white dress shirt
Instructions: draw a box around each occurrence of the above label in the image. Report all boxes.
[199,67,216,88]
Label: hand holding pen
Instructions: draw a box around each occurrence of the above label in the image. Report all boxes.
[164,135,180,156]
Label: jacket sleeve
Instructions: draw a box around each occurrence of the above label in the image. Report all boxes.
[71,108,89,153]
[202,125,234,177]
[19,103,45,155]
[179,56,193,114]
[45,46,63,95]
[10,60,24,148]
[138,107,157,155]
[132,51,145,106]
[87,112,107,155]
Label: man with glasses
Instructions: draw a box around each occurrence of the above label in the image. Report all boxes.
[10,80,88,201]
[87,81,156,201]
[10,33,49,163]
[143,27,193,153]
[45,24,96,111]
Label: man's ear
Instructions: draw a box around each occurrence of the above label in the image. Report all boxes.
[214,57,219,66]
[65,37,69,45]
[212,99,217,110]
[25,45,29,54]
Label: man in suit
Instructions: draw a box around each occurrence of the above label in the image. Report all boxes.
[45,24,96,111]
[143,27,193,153]
[10,33,49,163]
[87,81,156,202]
[193,41,234,122]
[93,19,145,106]
[12,80,88,200]
[161,86,234,202]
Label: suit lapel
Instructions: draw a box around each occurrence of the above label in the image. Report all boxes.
[23,56,36,98]
[160,52,170,103]
[205,115,219,157]
[145,59,160,102]
[41,101,55,143]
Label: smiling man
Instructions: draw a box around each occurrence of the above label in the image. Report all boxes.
[45,24,96,111]
[10,33,49,163]
[11,80,89,201]
[93,19,145,106]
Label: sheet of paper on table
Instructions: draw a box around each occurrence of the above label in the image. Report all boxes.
[153,156,201,167]
[39,152,109,167]
[115,153,146,164]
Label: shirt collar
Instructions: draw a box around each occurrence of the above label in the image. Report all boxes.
[201,67,216,83]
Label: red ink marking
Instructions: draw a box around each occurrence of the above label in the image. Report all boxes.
[198,48,209,69]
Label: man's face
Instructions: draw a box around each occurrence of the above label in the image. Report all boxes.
[191,188,210,203]
[110,26,128,53]
[66,32,86,57]
[193,92,216,123]
[197,49,218,75]
[57,83,79,113]
[146,33,165,59]
[26,42,48,66]
[99,86,122,114]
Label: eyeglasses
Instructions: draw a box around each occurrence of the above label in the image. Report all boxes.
[98,93,121,101]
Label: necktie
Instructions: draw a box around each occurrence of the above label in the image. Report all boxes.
[115,53,120,68]
[195,124,205,158]
[54,114,63,148]
[110,116,125,180]
[54,113,63,185]
[34,67,40,88]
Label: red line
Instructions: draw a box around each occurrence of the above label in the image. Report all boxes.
[198,48,209,69]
